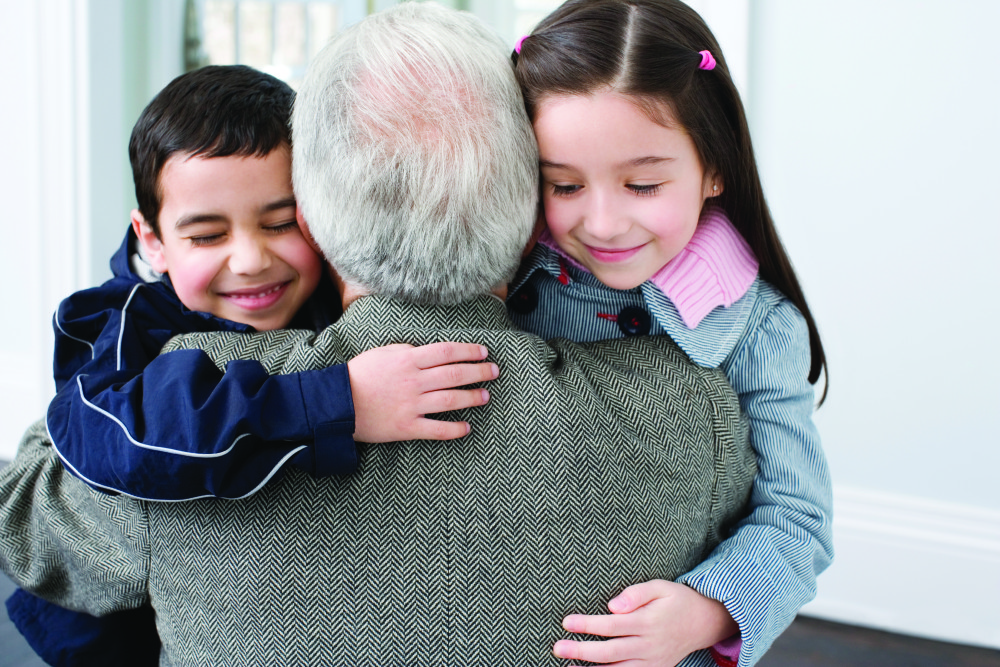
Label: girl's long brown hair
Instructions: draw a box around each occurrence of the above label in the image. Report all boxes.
[514,0,827,402]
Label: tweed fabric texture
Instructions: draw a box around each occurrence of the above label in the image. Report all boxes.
[3,295,754,666]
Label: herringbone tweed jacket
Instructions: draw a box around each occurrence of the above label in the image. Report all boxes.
[1,295,755,666]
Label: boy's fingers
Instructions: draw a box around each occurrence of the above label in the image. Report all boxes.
[411,342,489,368]
[418,362,498,392]
[412,418,472,441]
[420,389,490,416]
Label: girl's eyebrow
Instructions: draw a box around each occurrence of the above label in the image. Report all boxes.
[623,156,676,168]
[539,159,570,170]
[539,156,677,170]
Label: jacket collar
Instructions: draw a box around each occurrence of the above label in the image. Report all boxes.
[340,294,513,332]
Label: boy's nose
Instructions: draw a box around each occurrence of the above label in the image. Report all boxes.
[228,237,271,275]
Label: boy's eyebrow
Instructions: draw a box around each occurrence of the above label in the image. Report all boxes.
[174,213,228,229]
[261,197,297,214]
[173,197,298,229]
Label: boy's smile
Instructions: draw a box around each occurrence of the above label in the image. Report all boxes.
[133,147,322,331]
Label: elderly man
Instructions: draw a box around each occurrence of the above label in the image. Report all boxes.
[1,3,753,664]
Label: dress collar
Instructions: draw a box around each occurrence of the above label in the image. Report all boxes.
[537,207,758,329]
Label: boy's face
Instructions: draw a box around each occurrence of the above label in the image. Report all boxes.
[133,147,322,331]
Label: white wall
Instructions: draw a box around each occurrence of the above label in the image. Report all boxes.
[750,0,1000,648]
[0,0,184,460]
[0,2,88,460]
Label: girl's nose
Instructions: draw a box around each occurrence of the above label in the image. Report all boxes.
[583,195,628,241]
[228,236,271,275]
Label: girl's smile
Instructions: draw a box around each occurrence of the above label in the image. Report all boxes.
[582,242,649,263]
[533,91,721,290]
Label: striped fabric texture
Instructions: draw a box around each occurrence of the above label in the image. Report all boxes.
[509,242,834,667]
[1,295,755,666]
[538,207,758,329]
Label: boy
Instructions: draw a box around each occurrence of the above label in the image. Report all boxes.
[9,64,496,666]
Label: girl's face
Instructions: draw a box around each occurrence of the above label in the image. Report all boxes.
[533,92,720,290]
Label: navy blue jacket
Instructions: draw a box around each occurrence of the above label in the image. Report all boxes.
[45,228,356,501]
[9,227,355,667]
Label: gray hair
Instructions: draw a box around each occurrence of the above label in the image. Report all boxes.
[292,2,539,305]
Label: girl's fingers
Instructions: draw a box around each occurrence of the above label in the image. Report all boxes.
[562,611,636,638]
[608,579,670,614]
[410,342,489,369]
[553,636,642,664]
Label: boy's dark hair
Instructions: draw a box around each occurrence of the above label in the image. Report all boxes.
[129,65,295,237]
[514,0,827,402]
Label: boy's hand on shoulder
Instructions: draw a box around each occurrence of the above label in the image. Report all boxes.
[348,342,498,442]
[553,579,738,667]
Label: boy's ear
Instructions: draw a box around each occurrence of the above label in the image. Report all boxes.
[131,209,169,274]
[296,205,324,256]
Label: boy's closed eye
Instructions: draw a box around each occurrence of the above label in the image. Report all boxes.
[263,220,300,235]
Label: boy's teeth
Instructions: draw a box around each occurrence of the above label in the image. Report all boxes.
[244,285,282,298]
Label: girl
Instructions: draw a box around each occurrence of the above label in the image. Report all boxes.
[509,1,833,666]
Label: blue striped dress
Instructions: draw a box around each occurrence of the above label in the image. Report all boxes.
[508,221,834,667]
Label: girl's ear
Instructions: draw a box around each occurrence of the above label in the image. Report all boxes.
[522,208,548,258]
[131,209,169,274]
[705,172,724,199]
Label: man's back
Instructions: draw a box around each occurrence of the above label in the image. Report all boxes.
[144,295,755,664]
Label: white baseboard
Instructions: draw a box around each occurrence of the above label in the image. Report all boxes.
[801,485,1000,649]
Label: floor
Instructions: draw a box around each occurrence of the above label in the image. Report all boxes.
[3,571,999,667]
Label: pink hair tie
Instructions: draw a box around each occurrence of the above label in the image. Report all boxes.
[698,50,716,71]
[515,35,528,54]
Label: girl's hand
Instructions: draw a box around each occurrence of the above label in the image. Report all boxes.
[348,342,498,442]
[553,579,738,667]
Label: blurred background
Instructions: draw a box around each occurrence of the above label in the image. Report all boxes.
[0,0,997,655]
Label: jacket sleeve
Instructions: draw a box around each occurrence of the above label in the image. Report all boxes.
[676,297,834,667]
[0,420,149,616]
[46,282,357,502]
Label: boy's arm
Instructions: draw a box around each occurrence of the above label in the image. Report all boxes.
[48,282,495,501]
[47,281,354,500]
[47,343,355,500]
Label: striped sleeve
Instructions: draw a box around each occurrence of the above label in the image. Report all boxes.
[0,420,149,616]
[676,295,834,666]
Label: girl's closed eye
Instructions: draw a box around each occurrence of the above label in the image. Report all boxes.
[550,183,582,197]
[627,183,663,196]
